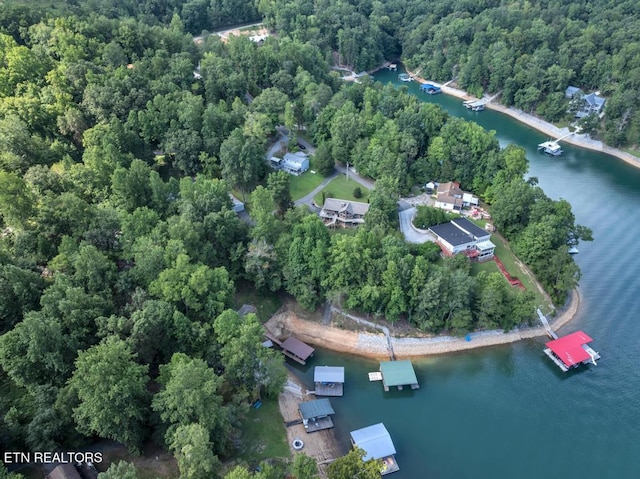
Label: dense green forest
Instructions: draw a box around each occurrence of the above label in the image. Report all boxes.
[258,0,640,147]
[0,1,593,478]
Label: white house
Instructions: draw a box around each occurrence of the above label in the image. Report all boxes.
[575,92,606,118]
[280,152,309,176]
[429,217,495,261]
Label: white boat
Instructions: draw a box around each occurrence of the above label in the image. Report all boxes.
[537,140,563,156]
[568,246,579,254]
[398,73,412,82]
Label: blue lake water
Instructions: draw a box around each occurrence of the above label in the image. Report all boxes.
[288,70,640,479]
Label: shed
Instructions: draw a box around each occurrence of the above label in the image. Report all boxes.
[379,360,419,391]
[298,398,335,432]
[314,366,345,396]
[350,423,399,475]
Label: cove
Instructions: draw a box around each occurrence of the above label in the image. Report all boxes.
[287,70,640,479]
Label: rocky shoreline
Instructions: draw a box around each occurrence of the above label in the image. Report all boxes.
[265,289,580,359]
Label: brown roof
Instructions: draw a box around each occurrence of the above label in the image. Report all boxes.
[47,465,82,479]
[282,336,315,360]
[436,181,464,206]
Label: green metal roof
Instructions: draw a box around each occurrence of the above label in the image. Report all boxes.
[380,360,418,387]
[298,398,335,420]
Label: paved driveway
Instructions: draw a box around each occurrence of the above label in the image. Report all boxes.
[399,207,435,244]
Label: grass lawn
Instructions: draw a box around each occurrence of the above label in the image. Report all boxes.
[313,175,370,204]
[234,281,283,323]
[468,219,548,308]
[237,397,290,465]
[289,158,327,201]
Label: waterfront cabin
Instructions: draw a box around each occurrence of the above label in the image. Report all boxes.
[421,83,441,94]
[543,331,600,372]
[379,360,419,391]
[350,423,399,475]
[314,366,345,396]
[298,398,335,432]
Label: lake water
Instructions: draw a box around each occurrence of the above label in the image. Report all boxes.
[287,70,640,478]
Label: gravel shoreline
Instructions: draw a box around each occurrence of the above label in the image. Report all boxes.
[266,289,580,359]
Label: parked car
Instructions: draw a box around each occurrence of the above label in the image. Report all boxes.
[297,142,306,149]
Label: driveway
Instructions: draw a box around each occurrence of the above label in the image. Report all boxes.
[399,207,435,244]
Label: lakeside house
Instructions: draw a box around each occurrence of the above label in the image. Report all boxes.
[314,366,345,396]
[434,181,478,212]
[565,86,606,118]
[298,398,336,432]
[429,217,495,261]
[350,423,399,475]
[319,198,370,228]
[270,151,309,176]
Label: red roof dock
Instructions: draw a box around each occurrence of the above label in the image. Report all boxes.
[544,331,600,372]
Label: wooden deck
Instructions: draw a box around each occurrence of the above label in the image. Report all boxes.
[304,416,334,433]
[315,383,344,396]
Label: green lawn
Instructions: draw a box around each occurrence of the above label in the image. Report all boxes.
[289,158,327,201]
[313,175,370,204]
[468,219,548,309]
[238,397,290,464]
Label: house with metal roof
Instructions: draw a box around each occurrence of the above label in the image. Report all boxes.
[565,86,582,99]
[429,217,495,261]
[350,423,399,475]
[281,336,315,364]
[379,360,419,391]
[314,366,345,396]
[298,398,335,432]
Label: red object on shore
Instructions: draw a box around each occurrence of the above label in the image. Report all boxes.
[545,331,593,367]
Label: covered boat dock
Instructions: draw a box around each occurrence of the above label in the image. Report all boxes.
[264,331,315,365]
[298,398,335,433]
[379,360,419,391]
[314,366,345,396]
[421,83,441,94]
[350,423,399,475]
[544,330,600,372]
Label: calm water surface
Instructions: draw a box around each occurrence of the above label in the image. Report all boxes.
[287,71,640,479]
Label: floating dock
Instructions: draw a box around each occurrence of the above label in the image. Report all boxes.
[350,423,399,475]
[398,73,412,82]
[298,398,335,433]
[314,366,345,396]
[537,140,563,156]
[538,309,600,372]
[379,360,419,391]
[463,99,486,111]
[421,83,441,94]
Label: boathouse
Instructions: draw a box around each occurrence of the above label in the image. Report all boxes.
[379,360,419,391]
[350,423,399,475]
[544,331,600,372]
[298,398,335,432]
[263,331,315,365]
[281,336,315,364]
[421,83,441,94]
[314,366,345,396]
